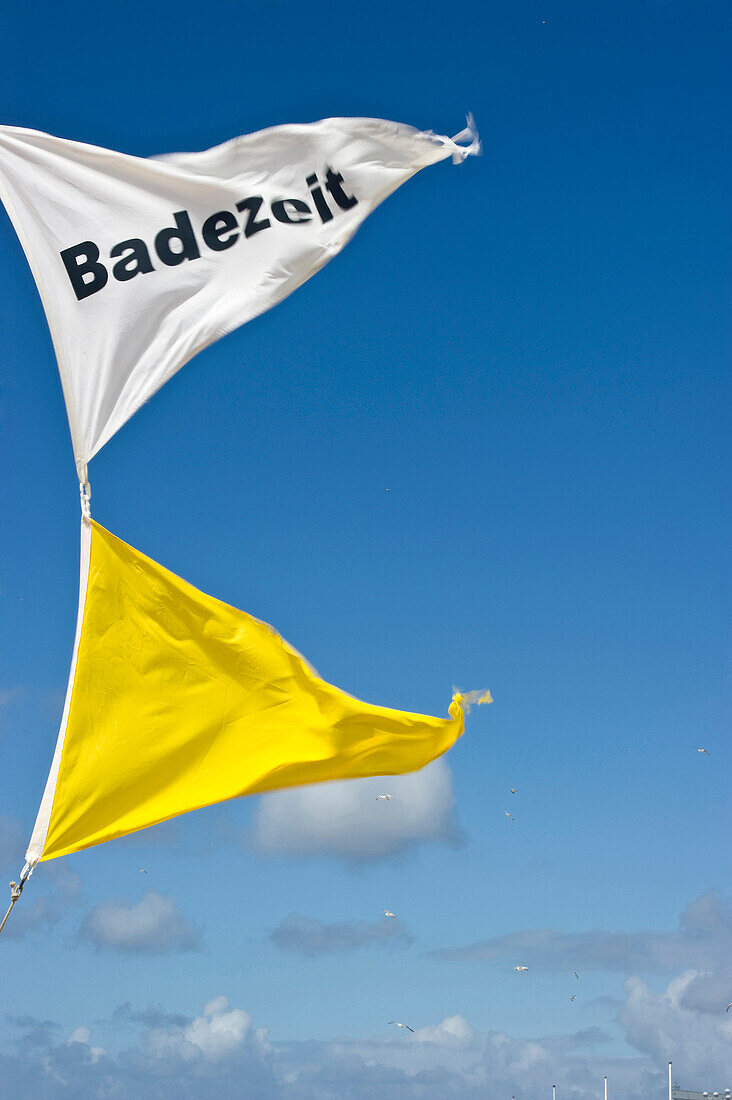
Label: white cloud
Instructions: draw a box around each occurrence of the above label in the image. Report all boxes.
[80,889,201,954]
[3,891,731,1098]
[67,1026,91,1044]
[4,984,729,1100]
[620,971,732,1081]
[66,1026,106,1065]
[248,759,459,863]
[676,969,732,1014]
[0,999,639,1100]
[270,913,413,954]
[275,1014,628,1097]
[412,1013,475,1044]
[184,997,271,1061]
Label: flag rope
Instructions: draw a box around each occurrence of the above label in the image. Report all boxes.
[79,479,91,520]
[0,864,32,939]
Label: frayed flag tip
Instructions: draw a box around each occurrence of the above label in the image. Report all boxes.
[452,688,493,713]
[450,112,481,161]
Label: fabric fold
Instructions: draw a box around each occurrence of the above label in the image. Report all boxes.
[27,520,490,863]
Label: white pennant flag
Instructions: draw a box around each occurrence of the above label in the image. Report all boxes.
[0,115,479,481]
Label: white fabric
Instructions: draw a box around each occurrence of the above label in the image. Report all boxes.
[0,116,478,480]
[25,516,92,866]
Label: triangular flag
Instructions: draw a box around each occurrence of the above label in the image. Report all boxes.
[27,520,489,864]
[0,116,479,481]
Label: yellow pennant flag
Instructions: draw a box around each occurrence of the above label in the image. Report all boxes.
[26,520,490,864]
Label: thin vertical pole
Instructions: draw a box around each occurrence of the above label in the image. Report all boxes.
[668,1063,672,1100]
[553,1085,556,1100]
[604,1076,608,1100]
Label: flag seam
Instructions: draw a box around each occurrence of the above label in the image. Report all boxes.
[25,518,92,865]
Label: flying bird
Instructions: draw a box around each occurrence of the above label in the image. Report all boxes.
[505,811,514,821]
[383,910,397,919]
[388,1021,414,1033]
[726,1003,732,1012]
[139,868,147,874]
[573,972,579,979]
[376,794,393,801]
[696,747,710,755]
[510,788,517,794]
[514,965,529,972]
[570,994,576,1002]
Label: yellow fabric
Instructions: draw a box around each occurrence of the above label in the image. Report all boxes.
[40,522,489,861]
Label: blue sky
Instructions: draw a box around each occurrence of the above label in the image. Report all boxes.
[0,0,729,1095]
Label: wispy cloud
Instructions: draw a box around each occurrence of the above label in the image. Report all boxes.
[0,815,25,867]
[111,1002,190,1029]
[0,818,82,940]
[0,687,21,710]
[80,889,201,954]
[270,913,413,954]
[248,759,460,864]
[110,819,182,849]
[430,893,732,974]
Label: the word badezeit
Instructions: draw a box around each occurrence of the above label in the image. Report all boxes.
[61,166,358,299]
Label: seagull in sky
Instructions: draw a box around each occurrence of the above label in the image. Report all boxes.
[388,1021,414,1033]
[573,972,579,979]
[696,747,710,755]
[505,811,514,821]
[510,788,518,794]
[376,794,393,801]
[726,1002,732,1012]
[383,910,397,918]
[139,868,147,874]
[514,965,529,972]
[570,994,576,1001]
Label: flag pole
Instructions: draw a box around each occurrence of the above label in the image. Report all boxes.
[668,1063,672,1100]
[604,1076,608,1100]
[0,865,32,939]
